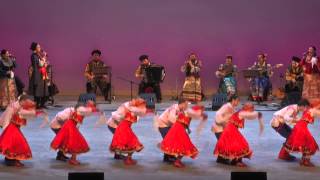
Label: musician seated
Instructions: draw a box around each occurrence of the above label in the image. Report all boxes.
[285,56,303,95]
[216,55,237,98]
[84,49,111,102]
[135,55,162,103]
[248,53,273,102]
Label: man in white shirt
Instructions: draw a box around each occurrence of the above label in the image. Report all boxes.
[211,95,240,164]
[271,101,306,161]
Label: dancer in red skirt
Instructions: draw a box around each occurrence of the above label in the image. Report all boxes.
[284,99,320,167]
[271,101,308,161]
[0,95,48,167]
[160,106,207,168]
[106,98,147,160]
[214,103,264,167]
[50,100,103,161]
[109,108,146,165]
[50,101,99,165]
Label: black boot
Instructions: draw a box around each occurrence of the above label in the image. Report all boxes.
[4,157,16,166]
[56,151,68,161]
[216,156,229,165]
[163,154,176,163]
[114,153,126,160]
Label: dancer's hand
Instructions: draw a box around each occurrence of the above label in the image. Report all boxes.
[39,112,49,128]
[258,118,264,136]
[201,113,208,121]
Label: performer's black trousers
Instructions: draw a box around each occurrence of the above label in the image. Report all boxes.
[159,127,176,160]
[159,127,171,138]
[215,132,230,162]
[139,82,162,102]
[51,128,65,157]
[108,125,116,134]
[108,125,123,156]
[215,132,222,140]
[272,123,292,139]
[88,79,111,101]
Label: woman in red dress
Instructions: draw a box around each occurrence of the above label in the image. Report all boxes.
[160,106,207,168]
[284,99,320,167]
[214,103,264,167]
[51,101,98,165]
[109,109,145,165]
[0,95,47,167]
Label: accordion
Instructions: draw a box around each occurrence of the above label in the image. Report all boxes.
[242,69,261,78]
[92,66,111,77]
[144,65,165,83]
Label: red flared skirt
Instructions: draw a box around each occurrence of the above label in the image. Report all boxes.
[0,123,32,160]
[51,119,89,154]
[110,120,143,153]
[160,122,198,158]
[214,123,252,160]
[285,120,319,155]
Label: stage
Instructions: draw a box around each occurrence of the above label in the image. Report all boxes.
[0,97,319,180]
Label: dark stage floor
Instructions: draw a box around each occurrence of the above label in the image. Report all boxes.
[0,98,319,180]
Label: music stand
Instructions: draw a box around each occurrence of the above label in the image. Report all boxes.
[242,69,262,104]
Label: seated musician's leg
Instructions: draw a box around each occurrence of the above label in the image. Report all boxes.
[258,77,266,101]
[251,78,259,101]
[138,81,146,95]
[153,83,162,103]
[263,78,272,101]
[88,81,97,95]
[97,78,111,101]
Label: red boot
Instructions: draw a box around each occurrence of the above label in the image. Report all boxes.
[14,160,24,167]
[68,159,80,165]
[124,156,137,165]
[300,158,315,167]
[278,147,295,161]
[173,159,185,168]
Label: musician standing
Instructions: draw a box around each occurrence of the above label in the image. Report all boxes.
[0,49,17,110]
[301,46,320,106]
[249,53,273,102]
[84,49,111,103]
[284,56,303,95]
[135,55,162,103]
[216,55,238,98]
[28,42,49,109]
[181,53,202,102]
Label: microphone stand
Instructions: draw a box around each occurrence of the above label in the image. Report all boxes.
[117,76,139,100]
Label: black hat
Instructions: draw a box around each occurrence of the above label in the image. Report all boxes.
[291,56,301,63]
[139,55,149,62]
[91,49,102,56]
[1,49,8,55]
[30,42,39,51]
[226,55,233,59]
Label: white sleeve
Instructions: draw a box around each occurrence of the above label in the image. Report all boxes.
[186,108,203,120]
[18,109,37,119]
[310,108,320,118]
[215,105,229,123]
[77,107,93,116]
[112,106,127,121]
[239,111,259,120]
[283,109,295,122]
[167,108,177,124]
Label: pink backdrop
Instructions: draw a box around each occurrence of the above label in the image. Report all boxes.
[1,0,319,96]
